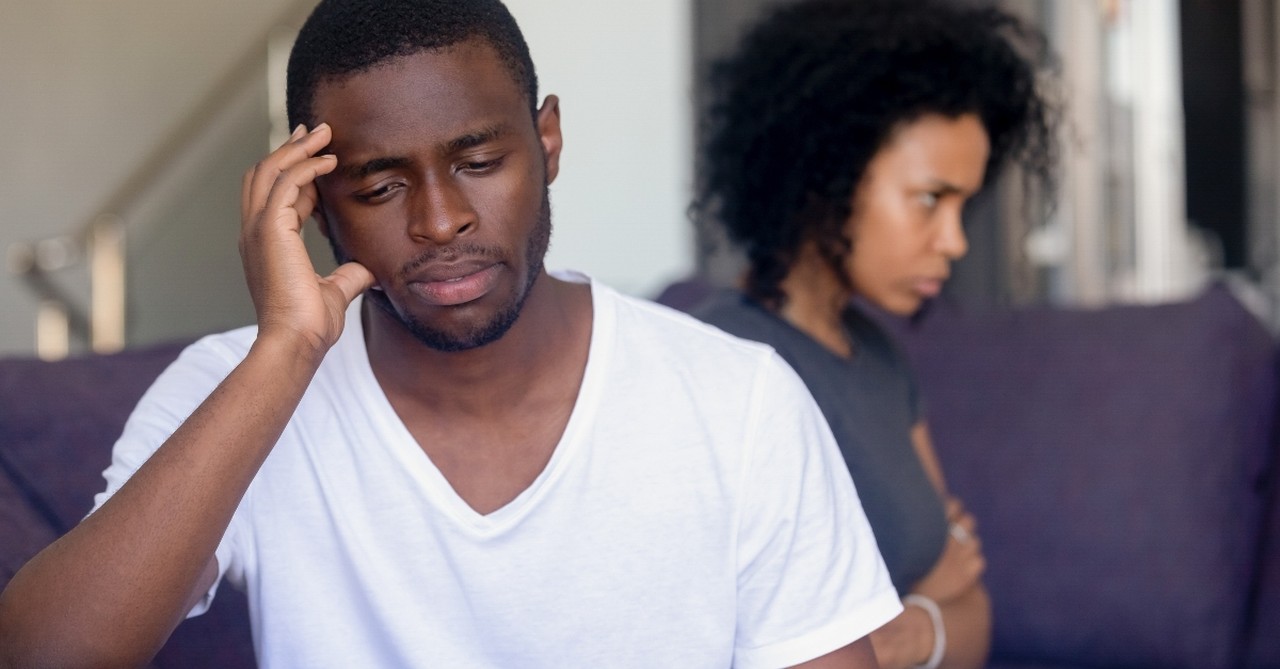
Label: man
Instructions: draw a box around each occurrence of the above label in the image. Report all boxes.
[0,1,899,667]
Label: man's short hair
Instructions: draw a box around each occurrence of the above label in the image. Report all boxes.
[286,0,539,128]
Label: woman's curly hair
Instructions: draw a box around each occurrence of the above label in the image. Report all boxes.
[695,0,1058,307]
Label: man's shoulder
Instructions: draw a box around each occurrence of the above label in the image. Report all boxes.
[591,282,819,412]
[602,283,780,364]
[171,323,260,371]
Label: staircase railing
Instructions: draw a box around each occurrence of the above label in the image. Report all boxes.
[5,0,316,359]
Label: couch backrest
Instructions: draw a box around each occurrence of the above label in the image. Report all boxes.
[0,342,188,534]
[892,284,1278,669]
[1245,355,1280,669]
[0,341,256,668]
[0,466,58,584]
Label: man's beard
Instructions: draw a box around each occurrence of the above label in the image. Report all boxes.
[328,188,553,353]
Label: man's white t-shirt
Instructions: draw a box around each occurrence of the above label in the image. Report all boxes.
[95,274,900,668]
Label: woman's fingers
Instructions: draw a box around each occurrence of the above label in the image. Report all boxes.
[945,495,979,536]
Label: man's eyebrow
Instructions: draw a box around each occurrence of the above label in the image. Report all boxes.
[339,156,413,181]
[445,124,509,154]
[335,124,511,180]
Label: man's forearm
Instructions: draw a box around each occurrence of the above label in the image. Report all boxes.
[0,334,323,669]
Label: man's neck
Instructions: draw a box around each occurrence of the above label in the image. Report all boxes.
[361,272,594,419]
[361,272,594,515]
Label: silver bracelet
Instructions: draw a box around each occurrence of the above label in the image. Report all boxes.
[903,594,945,669]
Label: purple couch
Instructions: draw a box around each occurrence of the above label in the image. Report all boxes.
[889,284,1280,669]
[2,282,1277,668]
[661,280,1280,669]
[0,341,255,668]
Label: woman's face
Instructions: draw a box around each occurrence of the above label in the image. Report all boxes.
[844,113,990,315]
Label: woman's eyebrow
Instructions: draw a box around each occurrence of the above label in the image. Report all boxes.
[923,178,979,196]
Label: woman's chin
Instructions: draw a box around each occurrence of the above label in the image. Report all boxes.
[867,294,923,317]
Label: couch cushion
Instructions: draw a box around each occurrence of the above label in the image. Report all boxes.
[894,284,1276,669]
[0,466,58,585]
[154,586,256,669]
[0,340,257,667]
[0,341,187,532]
[1245,387,1280,669]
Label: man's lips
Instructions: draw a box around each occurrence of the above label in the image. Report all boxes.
[406,262,502,306]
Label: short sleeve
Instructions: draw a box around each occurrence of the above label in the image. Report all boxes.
[732,353,902,669]
[89,335,250,617]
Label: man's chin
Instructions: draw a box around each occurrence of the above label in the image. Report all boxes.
[406,314,521,352]
[367,284,530,353]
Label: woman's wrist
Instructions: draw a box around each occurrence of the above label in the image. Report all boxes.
[903,594,946,669]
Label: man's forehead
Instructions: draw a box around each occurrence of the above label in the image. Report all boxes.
[315,39,525,110]
[312,43,535,165]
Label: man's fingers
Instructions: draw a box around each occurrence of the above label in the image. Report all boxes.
[244,124,333,226]
[326,262,376,304]
[256,155,339,234]
[293,183,320,227]
[241,122,305,219]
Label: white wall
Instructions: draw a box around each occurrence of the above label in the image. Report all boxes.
[0,0,304,355]
[505,1,695,298]
[0,0,696,356]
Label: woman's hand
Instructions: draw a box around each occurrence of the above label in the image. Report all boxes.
[913,496,985,604]
[870,495,988,669]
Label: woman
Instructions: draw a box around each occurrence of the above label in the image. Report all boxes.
[693,1,1056,667]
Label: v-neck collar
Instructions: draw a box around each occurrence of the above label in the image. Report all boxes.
[339,275,611,537]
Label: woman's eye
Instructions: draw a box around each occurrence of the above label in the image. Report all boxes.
[917,192,940,209]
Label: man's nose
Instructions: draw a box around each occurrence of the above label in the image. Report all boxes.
[408,179,477,244]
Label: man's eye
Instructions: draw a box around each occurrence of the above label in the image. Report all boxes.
[356,183,400,202]
[460,158,503,174]
[917,192,940,209]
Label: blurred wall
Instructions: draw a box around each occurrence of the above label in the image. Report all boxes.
[506,0,694,298]
[0,1,695,357]
[0,0,302,356]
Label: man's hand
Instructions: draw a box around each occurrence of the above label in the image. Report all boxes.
[0,129,370,666]
[240,123,373,357]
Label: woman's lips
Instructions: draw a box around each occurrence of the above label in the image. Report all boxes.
[914,278,945,298]
[408,264,502,306]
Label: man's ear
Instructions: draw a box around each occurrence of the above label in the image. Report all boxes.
[536,94,563,185]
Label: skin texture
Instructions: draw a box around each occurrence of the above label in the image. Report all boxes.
[776,113,993,669]
[314,42,554,354]
[0,39,879,669]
